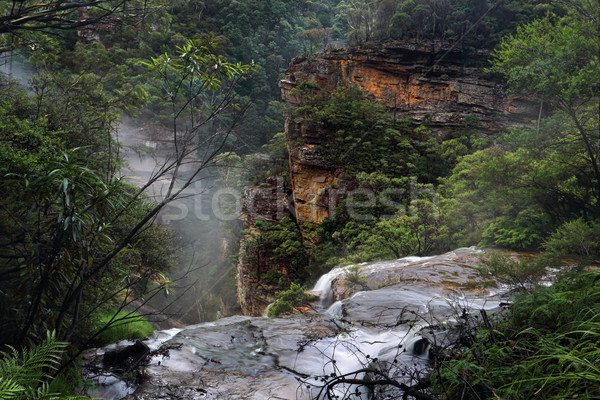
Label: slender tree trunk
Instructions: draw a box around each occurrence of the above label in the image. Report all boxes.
[567,106,600,214]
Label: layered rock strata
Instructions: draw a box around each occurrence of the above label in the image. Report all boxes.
[236,177,293,315]
[280,40,537,225]
[237,40,537,316]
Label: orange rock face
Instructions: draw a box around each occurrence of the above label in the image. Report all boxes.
[280,40,537,225]
[284,120,348,225]
[236,41,538,316]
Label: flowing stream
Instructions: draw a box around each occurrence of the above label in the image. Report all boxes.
[83,247,508,399]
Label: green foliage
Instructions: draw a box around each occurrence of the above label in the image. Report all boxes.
[337,221,390,263]
[441,146,551,249]
[477,252,547,291]
[482,215,547,250]
[163,0,340,147]
[0,331,88,400]
[290,81,467,265]
[0,92,63,176]
[439,2,599,250]
[267,282,317,317]
[292,84,418,179]
[432,269,600,399]
[542,218,600,261]
[92,311,154,346]
[337,0,564,47]
[297,28,333,54]
[142,35,253,140]
[266,300,294,317]
[490,5,599,217]
[0,30,223,351]
[0,0,334,357]
[0,145,175,348]
[330,196,448,266]
[241,217,309,285]
[143,36,252,93]
[262,131,290,179]
[0,1,166,40]
[343,265,367,287]
[490,11,598,105]
[416,130,489,184]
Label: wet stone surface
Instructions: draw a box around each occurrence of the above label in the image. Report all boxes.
[84,248,507,400]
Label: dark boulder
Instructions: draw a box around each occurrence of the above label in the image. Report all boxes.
[103,340,150,372]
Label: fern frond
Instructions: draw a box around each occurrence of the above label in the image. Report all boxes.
[0,331,89,400]
[0,346,24,377]
[0,376,25,399]
[5,332,68,390]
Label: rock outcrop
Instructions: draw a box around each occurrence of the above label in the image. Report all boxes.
[236,40,537,316]
[280,40,537,225]
[238,177,291,227]
[284,121,348,225]
[236,178,293,316]
[281,40,534,130]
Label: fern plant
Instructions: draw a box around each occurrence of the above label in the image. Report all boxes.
[0,331,89,400]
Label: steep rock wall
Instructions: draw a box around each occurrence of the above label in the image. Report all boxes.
[236,178,294,316]
[280,40,537,225]
[237,40,537,316]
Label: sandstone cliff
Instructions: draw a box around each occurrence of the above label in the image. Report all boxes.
[237,40,537,316]
[236,177,294,315]
[280,40,537,225]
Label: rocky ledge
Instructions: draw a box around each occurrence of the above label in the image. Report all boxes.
[279,40,538,226]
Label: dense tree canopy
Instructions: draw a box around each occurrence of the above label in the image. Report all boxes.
[491,9,599,216]
[1,0,599,396]
[0,32,251,353]
[439,2,599,249]
[0,0,167,53]
[336,0,568,47]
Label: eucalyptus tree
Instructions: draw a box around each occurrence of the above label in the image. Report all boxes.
[0,37,252,353]
[0,0,159,34]
[490,4,600,217]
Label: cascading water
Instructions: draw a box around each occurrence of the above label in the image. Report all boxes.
[311,267,347,308]
[83,247,507,400]
[311,255,433,308]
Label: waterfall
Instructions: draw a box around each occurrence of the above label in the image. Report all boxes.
[311,254,437,308]
[83,247,503,400]
[311,266,348,307]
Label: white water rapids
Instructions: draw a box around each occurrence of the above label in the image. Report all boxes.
[83,247,507,399]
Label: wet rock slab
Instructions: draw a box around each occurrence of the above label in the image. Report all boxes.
[336,283,485,327]
[85,248,506,400]
[120,315,340,400]
[330,248,491,302]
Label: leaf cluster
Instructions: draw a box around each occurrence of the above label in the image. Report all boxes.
[267,282,317,317]
[0,331,88,400]
[432,268,600,399]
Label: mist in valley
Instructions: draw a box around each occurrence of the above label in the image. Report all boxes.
[117,119,246,326]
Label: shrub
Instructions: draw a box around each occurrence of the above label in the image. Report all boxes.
[93,310,154,346]
[542,218,600,262]
[266,301,293,317]
[344,265,368,287]
[477,252,546,290]
[267,283,317,317]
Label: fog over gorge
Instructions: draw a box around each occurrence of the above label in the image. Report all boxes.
[0,1,598,399]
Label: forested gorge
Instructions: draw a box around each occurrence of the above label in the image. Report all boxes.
[0,0,599,399]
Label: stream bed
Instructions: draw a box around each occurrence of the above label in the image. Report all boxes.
[83,247,509,399]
